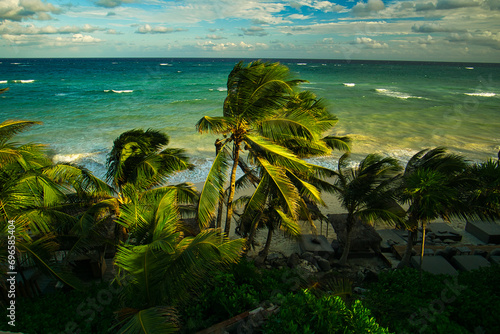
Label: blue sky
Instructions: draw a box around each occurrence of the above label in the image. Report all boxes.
[1,0,499,62]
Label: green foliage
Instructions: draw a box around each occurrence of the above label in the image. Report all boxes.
[263,289,391,334]
[364,266,500,334]
[179,259,301,333]
[0,282,119,334]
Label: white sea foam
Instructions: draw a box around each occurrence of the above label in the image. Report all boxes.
[12,79,35,83]
[343,83,356,87]
[104,89,134,93]
[464,92,496,97]
[465,67,474,70]
[0,80,7,84]
[11,63,21,65]
[160,63,172,66]
[217,87,227,92]
[297,63,307,66]
[375,88,422,100]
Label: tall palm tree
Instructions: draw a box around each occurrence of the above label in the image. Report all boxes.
[328,153,403,265]
[114,187,244,333]
[397,147,468,269]
[196,61,348,236]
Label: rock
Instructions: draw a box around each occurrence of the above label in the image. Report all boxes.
[267,253,281,261]
[317,258,331,272]
[473,249,488,257]
[287,253,300,268]
[456,246,471,254]
[300,251,314,260]
[296,259,319,275]
[489,249,500,256]
[326,213,382,254]
[443,239,455,244]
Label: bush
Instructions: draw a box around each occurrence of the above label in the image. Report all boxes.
[179,259,302,333]
[363,266,500,333]
[263,289,390,334]
[1,282,120,334]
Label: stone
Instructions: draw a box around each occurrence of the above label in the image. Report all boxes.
[473,249,488,257]
[450,255,490,271]
[266,253,281,261]
[456,246,471,254]
[490,248,500,256]
[287,253,300,268]
[443,239,455,244]
[299,235,335,255]
[426,222,462,241]
[465,220,500,244]
[296,259,319,275]
[411,255,458,276]
[317,258,331,272]
[327,213,382,254]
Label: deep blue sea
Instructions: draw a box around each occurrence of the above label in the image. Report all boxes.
[1,58,499,183]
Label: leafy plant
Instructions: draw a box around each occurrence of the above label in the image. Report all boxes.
[263,289,391,333]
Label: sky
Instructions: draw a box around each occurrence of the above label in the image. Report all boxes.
[0,0,499,62]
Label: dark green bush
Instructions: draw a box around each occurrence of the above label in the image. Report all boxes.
[263,289,391,334]
[179,259,302,333]
[364,266,500,334]
[1,282,119,334]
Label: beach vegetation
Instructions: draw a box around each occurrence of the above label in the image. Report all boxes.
[326,153,403,265]
[263,289,391,333]
[196,61,349,256]
[396,147,469,269]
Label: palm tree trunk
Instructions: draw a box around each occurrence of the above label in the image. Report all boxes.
[215,139,224,229]
[260,227,274,260]
[339,214,354,265]
[397,229,417,269]
[245,212,263,252]
[419,221,427,283]
[224,142,241,235]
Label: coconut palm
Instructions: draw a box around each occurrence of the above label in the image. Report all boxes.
[462,156,500,221]
[114,187,244,333]
[328,153,403,265]
[397,147,468,269]
[196,61,348,236]
[0,120,109,289]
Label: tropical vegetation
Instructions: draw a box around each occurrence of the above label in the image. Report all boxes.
[1,61,499,333]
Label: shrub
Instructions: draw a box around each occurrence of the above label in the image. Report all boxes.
[1,282,119,334]
[263,289,391,334]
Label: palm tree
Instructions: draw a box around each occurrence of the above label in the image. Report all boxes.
[114,187,244,333]
[196,61,348,237]
[462,156,500,221]
[397,147,468,269]
[328,153,403,265]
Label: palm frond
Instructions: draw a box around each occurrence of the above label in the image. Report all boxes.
[195,116,235,134]
[197,141,231,229]
[117,306,179,334]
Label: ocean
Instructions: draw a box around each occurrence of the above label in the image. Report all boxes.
[1,58,499,183]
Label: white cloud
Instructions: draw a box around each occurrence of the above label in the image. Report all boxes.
[290,0,346,12]
[0,20,106,35]
[135,24,187,34]
[0,0,62,21]
[448,30,500,49]
[355,36,388,48]
[93,0,136,9]
[71,33,102,43]
[412,22,467,33]
[287,14,311,20]
[351,0,385,17]
[436,0,481,10]
[196,40,267,51]
[241,26,268,36]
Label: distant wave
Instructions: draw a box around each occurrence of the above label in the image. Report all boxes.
[297,63,307,66]
[160,63,172,66]
[343,83,356,87]
[0,80,7,84]
[104,89,134,93]
[464,92,496,97]
[12,79,35,83]
[53,152,107,179]
[10,63,21,65]
[375,88,422,100]
[465,67,474,70]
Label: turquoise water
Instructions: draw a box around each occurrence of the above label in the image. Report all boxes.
[1,58,499,182]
